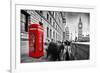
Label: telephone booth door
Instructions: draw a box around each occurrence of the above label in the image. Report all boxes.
[29,24,44,58]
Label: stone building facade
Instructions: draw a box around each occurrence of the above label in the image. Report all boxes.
[65,26,69,41]
[20,10,66,55]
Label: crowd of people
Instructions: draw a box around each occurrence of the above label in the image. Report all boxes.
[45,39,75,61]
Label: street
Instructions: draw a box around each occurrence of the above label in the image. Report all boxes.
[21,41,90,63]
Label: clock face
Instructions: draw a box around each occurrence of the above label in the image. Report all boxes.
[79,24,82,28]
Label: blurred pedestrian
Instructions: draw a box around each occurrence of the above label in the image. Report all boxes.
[46,39,58,61]
[57,41,64,61]
[63,40,70,60]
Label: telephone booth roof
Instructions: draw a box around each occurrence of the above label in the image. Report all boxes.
[29,24,43,30]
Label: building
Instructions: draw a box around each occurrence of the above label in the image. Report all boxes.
[65,26,69,41]
[78,17,83,41]
[20,10,66,55]
[80,34,90,42]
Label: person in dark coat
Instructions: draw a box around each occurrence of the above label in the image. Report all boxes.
[63,40,70,60]
[57,42,64,61]
[46,39,58,61]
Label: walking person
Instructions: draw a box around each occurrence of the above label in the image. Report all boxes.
[46,39,58,61]
[63,40,70,60]
[57,41,64,61]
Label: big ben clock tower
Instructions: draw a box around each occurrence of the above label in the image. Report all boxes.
[78,17,83,41]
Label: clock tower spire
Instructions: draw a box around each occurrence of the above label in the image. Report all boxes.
[78,17,83,41]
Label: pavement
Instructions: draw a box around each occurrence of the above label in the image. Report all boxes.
[21,42,90,63]
[21,54,48,63]
[21,50,48,63]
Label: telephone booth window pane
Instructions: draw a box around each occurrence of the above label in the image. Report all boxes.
[29,33,35,52]
[39,33,43,51]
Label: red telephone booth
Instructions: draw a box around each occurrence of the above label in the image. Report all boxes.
[28,24,44,58]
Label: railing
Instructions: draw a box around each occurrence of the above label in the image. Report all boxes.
[71,42,90,60]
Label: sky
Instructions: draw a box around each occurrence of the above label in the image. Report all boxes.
[65,12,90,40]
